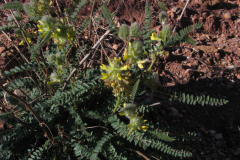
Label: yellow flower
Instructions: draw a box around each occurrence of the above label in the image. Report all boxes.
[137,60,146,69]
[100,57,131,97]
[127,114,148,132]
[150,32,162,41]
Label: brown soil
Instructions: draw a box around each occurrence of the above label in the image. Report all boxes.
[1,0,240,159]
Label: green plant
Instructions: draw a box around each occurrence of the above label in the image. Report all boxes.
[0,1,228,160]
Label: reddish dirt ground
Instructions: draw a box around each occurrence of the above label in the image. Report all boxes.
[1,0,240,159]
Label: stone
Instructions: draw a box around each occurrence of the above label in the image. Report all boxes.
[0,120,6,130]
[233,151,239,156]
[216,140,222,147]
[112,44,118,50]
[168,107,179,117]
[223,12,231,19]
[210,130,216,136]
[215,133,223,139]
[184,69,194,77]
[0,46,6,53]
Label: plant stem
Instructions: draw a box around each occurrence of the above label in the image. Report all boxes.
[113,94,122,113]
[147,58,156,71]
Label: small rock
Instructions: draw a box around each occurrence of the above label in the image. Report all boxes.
[215,52,221,60]
[236,19,240,24]
[185,69,194,77]
[14,89,26,97]
[223,12,231,19]
[215,133,223,140]
[171,7,181,14]
[216,140,222,147]
[0,46,6,53]
[233,151,239,156]
[112,44,118,50]
[168,107,179,117]
[210,130,216,136]
[0,120,6,130]
[225,65,237,70]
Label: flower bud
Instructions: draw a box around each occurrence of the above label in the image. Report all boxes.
[55,52,63,66]
[47,54,56,65]
[123,103,137,118]
[132,40,143,55]
[118,24,129,40]
[161,24,171,42]
[50,72,59,82]
[130,22,140,37]
[159,11,168,25]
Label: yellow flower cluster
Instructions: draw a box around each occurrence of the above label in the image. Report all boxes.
[37,16,76,48]
[119,103,148,132]
[123,42,147,69]
[100,57,131,97]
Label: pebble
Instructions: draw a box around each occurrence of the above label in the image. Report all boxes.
[112,44,118,50]
[233,151,239,155]
[215,133,223,139]
[209,130,216,136]
[0,46,6,53]
[223,12,231,19]
[236,19,240,24]
[184,69,194,77]
[171,7,181,14]
[216,140,222,147]
[0,120,6,130]
[168,107,179,117]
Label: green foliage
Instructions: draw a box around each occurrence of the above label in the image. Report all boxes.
[101,4,117,32]
[163,23,203,48]
[0,22,18,32]
[158,1,166,11]
[70,0,88,21]
[143,2,152,38]
[0,0,23,11]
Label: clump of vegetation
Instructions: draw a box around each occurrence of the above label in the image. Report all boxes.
[0,1,228,159]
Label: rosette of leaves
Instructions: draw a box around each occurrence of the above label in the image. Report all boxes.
[123,41,147,69]
[100,57,131,97]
